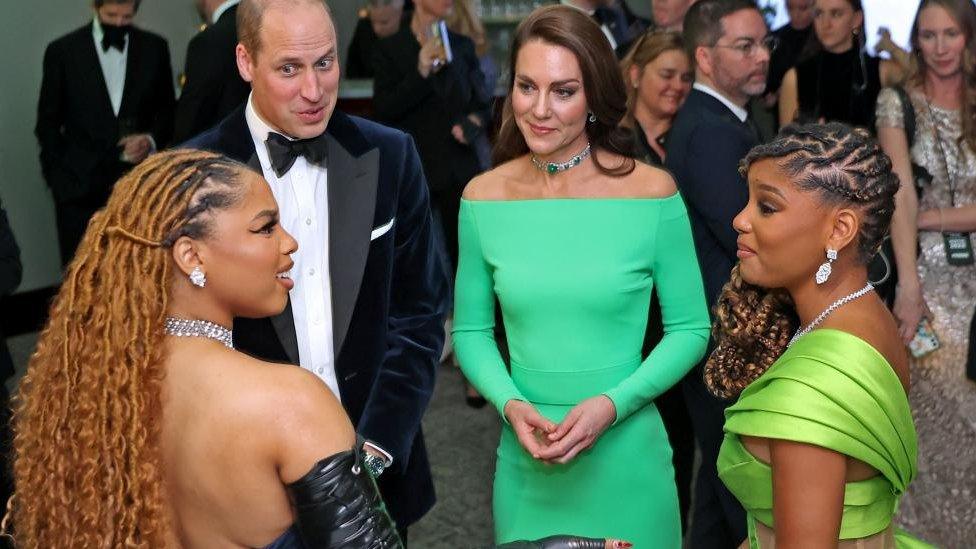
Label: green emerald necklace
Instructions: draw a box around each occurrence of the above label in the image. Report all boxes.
[531,143,592,175]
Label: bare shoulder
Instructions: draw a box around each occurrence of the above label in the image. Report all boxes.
[462,158,526,201]
[616,162,678,198]
[221,355,356,466]
[829,303,910,392]
[782,67,797,86]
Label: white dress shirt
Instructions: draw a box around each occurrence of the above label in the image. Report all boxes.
[211,0,240,24]
[244,97,393,465]
[693,82,749,123]
[91,17,128,116]
[245,96,340,398]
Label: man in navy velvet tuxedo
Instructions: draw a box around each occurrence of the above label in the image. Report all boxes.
[665,1,771,547]
[185,0,447,538]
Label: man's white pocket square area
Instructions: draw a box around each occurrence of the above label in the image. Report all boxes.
[370,217,395,241]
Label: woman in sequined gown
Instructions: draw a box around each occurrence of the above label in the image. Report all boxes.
[876,1,976,546]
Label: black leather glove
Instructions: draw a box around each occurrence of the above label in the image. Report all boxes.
[498,535,607,549]
[285,444,403,549]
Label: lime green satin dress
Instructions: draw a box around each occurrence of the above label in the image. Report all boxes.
[718,329,932,548]
[453,196,710,547]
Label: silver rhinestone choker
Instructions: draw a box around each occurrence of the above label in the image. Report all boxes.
[788,283,874,347]
[531,143,591,174]
[164,317,234,349]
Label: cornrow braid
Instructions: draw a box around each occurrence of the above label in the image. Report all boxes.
[706,123,900,399]
[11,149,250,547]
[739,122,900,262]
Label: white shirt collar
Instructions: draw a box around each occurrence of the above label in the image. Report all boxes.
[245,93,290,171]
[560,0,595,16]
[693,82,749,122]
[212,0,240,24]
[91,16,129,50]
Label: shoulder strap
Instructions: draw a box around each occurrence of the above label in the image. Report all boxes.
[894,86,916,148]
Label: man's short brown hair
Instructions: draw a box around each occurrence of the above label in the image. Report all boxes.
[237,0,331,57]
[93,0,142,10]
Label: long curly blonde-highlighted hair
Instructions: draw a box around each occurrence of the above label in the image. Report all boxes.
[10,149,248,547]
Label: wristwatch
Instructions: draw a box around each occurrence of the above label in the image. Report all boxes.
[363,451,388,478]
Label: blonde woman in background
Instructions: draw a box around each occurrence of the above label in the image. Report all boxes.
[875,1,976,545]
[620,30,694,166]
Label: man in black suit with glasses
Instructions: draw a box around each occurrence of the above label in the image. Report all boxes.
[666,1,773,547]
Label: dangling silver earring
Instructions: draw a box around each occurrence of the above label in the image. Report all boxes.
[189,266,207,288]
[815,248,838,285]
[588,112,596,123]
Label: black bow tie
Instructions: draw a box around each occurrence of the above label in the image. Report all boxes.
[101,24,129,52]
[265,132,328,178]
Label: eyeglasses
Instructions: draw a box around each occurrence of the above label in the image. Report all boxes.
[711,35,779,58]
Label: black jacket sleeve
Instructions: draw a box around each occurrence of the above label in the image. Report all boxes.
[673,122,751,260]
[148,37,177,148]
[35,40,69,188]
[371,37,435,123]
[0,198,22,298]
[345,17,377,79]
[173,33,220,143]
[355,133,447,468]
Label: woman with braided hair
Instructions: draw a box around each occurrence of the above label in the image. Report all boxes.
[707,123,930,548]
[8,148,405,548]
[8,148,629,549]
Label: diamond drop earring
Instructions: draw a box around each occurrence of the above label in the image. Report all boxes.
[189,266,206,288]
[815,248,838,285]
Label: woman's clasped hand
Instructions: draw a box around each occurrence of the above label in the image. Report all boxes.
[504,396,617,464]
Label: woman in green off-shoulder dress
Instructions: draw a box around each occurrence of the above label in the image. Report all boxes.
[706,123,931,548]
[453,6,710,548]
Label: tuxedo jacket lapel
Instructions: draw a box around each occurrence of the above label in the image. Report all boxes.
[327,135,379,357]
[78,24,116,123]
[244,150,302,365]
[118,30,140,118]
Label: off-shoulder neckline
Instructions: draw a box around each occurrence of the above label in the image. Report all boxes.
[788,328,908,400]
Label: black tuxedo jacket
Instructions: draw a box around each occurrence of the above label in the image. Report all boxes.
[0,197,21,383]
[372,26,489,192]
[184,107,448,527]
[666,89,758,308]
[35,22,175,203]
[172,5,250,142]
[665,88,754,545]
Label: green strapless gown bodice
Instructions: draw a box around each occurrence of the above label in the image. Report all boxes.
[454,196,710,547]
[718,329,931,548]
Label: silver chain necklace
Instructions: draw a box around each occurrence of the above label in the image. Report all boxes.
[788,283,874,347]
[164,317,234,349]
[531,143,591,175]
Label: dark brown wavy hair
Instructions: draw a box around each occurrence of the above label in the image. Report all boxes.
[492,5,637,175]
[705,123,899,399]
[10,149,250,547]
[908,0,976,152]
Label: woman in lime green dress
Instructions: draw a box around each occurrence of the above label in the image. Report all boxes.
[453,6,710,548]
[707,123,930,547]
